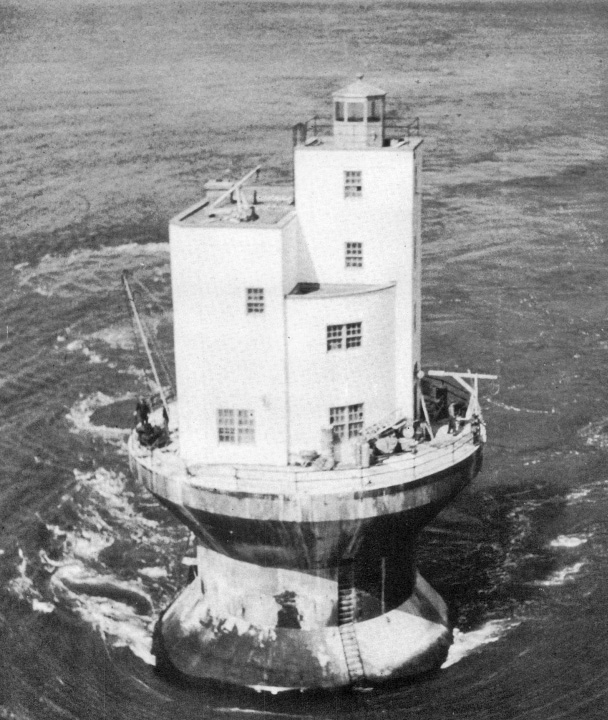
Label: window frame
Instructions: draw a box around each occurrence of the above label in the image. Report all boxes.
[344,170,362,199]
[217,408,255,444]
[326,322,362,352]
[346,102,365,122]
[246,287,264,314]
[330,403,364,439]
[345,241,363,268]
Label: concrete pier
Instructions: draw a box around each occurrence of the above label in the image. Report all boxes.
[153,548,451,690]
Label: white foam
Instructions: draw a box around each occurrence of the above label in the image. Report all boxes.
[566,488,592,502]
[32,599,55,614]
[549,534,588,549]
[486,398,552,415]
[54,589,156,666]
[42,467,176,665]
[139,567,168,580]
[66,392,133,442]
[16,243,170,300]
[534,561,586,587]
[441,619,520,669]
[64,338,107,364]
[87,323,137,351]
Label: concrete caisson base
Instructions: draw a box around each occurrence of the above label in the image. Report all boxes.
[153,550,451,691]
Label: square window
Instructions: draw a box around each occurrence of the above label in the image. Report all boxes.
[326,322,362,352]
[330,404,364,440]
[218,408,255,444]
[247,288,264,313]
[344,171,362,199]
[345,242,362,268]
[345,322,362,348]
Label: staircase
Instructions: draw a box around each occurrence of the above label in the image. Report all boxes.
[337,563,366,685]
[362,408,409,441]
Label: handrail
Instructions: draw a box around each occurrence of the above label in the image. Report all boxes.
[292,116,421,146]
[132,423,477,487]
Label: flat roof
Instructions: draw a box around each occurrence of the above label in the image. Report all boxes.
[288,282,395,299]
[295,136,423,152]
[175,185,295,228]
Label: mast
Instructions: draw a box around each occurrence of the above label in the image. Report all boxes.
[122,271,170,417]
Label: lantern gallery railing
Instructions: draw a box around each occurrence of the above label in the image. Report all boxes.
[292,116,420,146]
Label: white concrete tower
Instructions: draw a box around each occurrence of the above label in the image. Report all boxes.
[290,77,423,459]
[169,78,422,468]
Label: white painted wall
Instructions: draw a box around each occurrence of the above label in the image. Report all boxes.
[170,221,288,466]
[294,142,422,418]
[286,285,396,457]
[168,139,422,468]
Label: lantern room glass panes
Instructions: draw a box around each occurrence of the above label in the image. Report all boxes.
[367,99,381,122]
[347,102,364,122]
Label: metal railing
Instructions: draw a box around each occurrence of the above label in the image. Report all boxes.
[292,116,421,146]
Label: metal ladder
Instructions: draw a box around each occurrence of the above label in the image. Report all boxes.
[337,562,366,685]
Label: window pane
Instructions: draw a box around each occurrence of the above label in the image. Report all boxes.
[367,99,381,122]
[347,102,364,122]
[335,102,344,121]
[348,422,363,438]
[247,287,264,313]
[327,324,343,351]
[348,404,364,437]
[333,424,346,441]
[344,171,362,199]
[348,404,364,423]
[218,408,254,444]
[345,322,362,348]
[330,406,346,426]
[345,241,363,267]
[237,409,255,443]
[218,409,235,443]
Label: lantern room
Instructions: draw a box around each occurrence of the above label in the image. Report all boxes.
[332,75,386,149]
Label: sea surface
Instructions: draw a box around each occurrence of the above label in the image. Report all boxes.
[1,1,607,718]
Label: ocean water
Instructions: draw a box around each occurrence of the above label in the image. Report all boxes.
[1,0,608,717]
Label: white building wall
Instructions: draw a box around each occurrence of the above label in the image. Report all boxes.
[285,285,396,457]
[280,213,308,295]
[294,143,421,418]
[170,221,288,466]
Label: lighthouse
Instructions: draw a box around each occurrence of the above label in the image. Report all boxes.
[128,78,495,690]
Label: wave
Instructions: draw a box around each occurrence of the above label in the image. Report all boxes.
[66,391,134,442]
[441,619,521,669]
[5,466,189,668]
[15,243,170,300]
